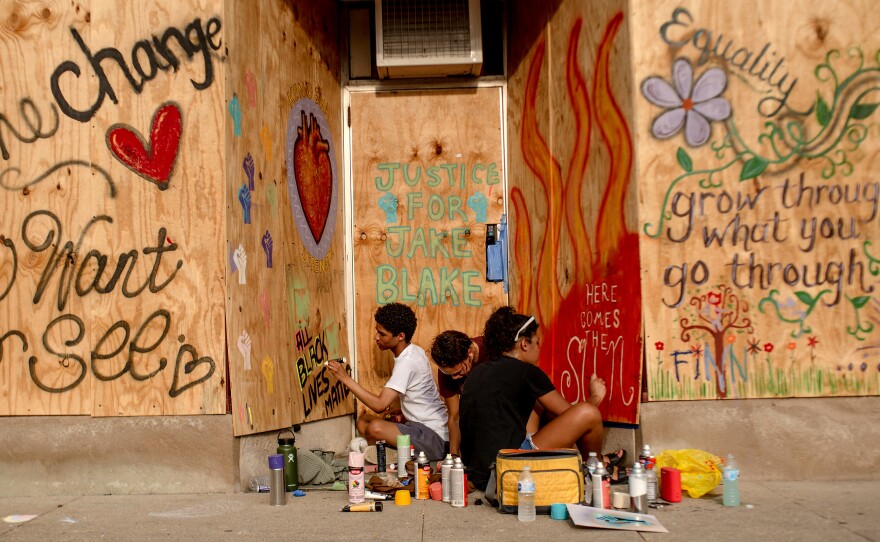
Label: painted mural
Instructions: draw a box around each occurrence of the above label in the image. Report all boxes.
[0,2,226,415]
[637,2,880,400]
[512,12,642,425]
[224,0,352,435]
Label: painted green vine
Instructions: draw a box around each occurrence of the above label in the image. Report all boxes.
[645,47,880,239]
[645,47,880,340]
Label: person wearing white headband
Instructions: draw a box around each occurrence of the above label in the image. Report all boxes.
[458,306,606,490]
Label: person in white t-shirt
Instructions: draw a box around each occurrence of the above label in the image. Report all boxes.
[327,303,449,461]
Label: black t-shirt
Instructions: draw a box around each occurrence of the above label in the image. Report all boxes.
[458,355,555,488]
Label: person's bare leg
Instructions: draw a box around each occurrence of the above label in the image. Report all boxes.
[356,412,402,445]
[531,402,603,457]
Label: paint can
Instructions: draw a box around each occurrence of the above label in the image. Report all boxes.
[349,451,365,504]
[450,458,467,508]
[376,440,386,472]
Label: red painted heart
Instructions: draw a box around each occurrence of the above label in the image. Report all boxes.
[293,110,333,243]
[106,103,182,189]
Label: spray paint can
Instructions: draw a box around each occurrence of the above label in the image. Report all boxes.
[592,463,611,509]
[629,462,647,513]
[440,454,454,502]
[450,457,467,508]
[376,440,387,472]
[415,451,431,500]
[348,451,365,504]
[639,444,655,470]
[396,434,410,478]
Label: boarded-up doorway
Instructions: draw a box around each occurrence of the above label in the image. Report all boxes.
[349,87,507,398]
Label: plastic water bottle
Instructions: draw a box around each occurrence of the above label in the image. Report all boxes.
[723,454,741,507]
[646,463,658,502]
[584,452,600,505]
[584,474,593,505]
[517,466,536,522]
[586,452,600,474]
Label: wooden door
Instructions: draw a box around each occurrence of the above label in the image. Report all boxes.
[349,88,507,398]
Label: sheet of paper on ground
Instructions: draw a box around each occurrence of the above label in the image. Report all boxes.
[566,505,669,533]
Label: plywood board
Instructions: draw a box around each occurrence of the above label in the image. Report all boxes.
[0,0,226,415]
[350,88,507,399]
[224,0,353,435]
[506,0,643,424]
[634,0,880,399]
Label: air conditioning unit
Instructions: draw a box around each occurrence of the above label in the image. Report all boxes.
[375,0,483,79]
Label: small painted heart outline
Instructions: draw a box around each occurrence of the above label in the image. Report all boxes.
[106,102,182,190]
[169,343,216,398]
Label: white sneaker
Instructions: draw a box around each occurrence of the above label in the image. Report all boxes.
[349,437,368,453]
[364,445,398,466]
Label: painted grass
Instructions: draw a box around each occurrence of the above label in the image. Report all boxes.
[648,359,880,400]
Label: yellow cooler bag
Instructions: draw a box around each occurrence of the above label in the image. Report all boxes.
[490,448,583,514]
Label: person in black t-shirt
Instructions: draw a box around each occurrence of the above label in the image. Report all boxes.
[429,332,489,456]
[458,307,605,489]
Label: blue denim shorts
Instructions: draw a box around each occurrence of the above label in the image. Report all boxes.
[520,432,539,450]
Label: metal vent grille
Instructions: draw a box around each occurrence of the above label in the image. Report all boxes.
[380,0,472,59]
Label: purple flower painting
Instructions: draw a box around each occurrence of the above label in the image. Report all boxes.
[642,59,731,146]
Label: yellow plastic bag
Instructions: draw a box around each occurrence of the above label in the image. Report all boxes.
[654,448,723,498]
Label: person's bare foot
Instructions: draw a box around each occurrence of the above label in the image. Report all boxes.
[589,373,606,407]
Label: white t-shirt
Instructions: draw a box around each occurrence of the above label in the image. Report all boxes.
[384,343,449,441]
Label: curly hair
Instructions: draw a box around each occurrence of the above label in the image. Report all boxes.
[430,330,472,368]
[483,306,538,356]
[374,302,417,342]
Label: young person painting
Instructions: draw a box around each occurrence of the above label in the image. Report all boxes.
[429,331,489,456]
[458,307,606,490]
[327,303,449,461]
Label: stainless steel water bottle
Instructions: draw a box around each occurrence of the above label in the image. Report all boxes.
[268,454,286,506]
[276,429,298,491]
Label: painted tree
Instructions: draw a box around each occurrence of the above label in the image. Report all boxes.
[679,284,753,398]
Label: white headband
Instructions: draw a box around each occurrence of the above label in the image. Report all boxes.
[514,315,536,341]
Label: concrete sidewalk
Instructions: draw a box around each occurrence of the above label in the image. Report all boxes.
[0,481,877,541]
